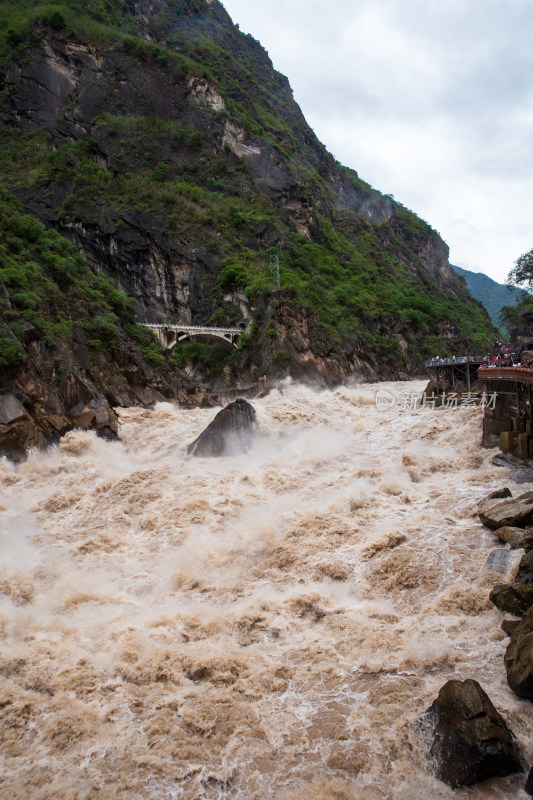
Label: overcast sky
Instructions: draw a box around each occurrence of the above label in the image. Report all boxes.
[222,0,532,284]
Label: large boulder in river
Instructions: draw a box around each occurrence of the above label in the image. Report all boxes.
[505,607,533,700]
[187,399,258,458]
[479,492,533,530]
[421,679,526,787]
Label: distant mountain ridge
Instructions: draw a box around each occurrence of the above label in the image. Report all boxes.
[451,264,523,331]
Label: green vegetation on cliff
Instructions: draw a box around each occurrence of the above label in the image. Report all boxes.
[0,0,497,385]
[0,187,167,370]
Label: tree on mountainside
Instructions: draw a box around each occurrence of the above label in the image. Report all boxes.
[501,249,533,336]
[506,248,533,293]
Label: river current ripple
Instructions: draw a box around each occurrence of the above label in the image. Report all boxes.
[0,380,531,799]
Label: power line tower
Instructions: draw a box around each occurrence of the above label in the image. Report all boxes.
[269,253,280,289]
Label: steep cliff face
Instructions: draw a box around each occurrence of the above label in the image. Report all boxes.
[0,187,210,459]
[0,0,496,428]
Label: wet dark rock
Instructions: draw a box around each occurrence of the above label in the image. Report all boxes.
[526,766,533,795]
[504,607,533,700]
[502,619,521,637]
[421,678,526,787]
[187,399,258,458]
[516,550,533,585]
[478,487,512,507]
[479,492,533,530]
[490,584,533,617]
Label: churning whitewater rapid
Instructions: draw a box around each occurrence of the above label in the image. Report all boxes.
[1,380,531,799]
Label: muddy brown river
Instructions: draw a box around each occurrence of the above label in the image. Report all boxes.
[1,380,531,799]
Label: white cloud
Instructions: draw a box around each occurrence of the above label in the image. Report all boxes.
[222,0,533,283]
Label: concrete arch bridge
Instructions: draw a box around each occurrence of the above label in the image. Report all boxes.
[142,322,245,350]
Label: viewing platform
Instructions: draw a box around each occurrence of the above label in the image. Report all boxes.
[425,357,533,456]
[424,355,487,393]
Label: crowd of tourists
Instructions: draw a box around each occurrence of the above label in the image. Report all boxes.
[428,342,533,370]
[485,355,533,369]
[483,341,533,368]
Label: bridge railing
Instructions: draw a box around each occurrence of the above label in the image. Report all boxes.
[142,323,242,334]
[424,356,488,367]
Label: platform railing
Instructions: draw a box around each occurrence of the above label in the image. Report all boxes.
[424,356,488,367]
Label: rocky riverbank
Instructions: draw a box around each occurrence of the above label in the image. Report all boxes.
[0,347,206,461]
[422,485,533,793]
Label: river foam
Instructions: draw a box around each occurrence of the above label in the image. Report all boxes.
[0,380,531,799]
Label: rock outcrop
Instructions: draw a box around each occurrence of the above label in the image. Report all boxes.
[526,529,533,552]
[478,487,512,506]
[502,619,521,637]
[516,550,533,585]
[479,492,533,529]
[504,607,533,700]
[526,766,533,795]
[488,528,533,617]
[490,584,533,617]
[0,340,203,460]
[494,526,532,549]
[187,398,258,458]
[421,679,526,787]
